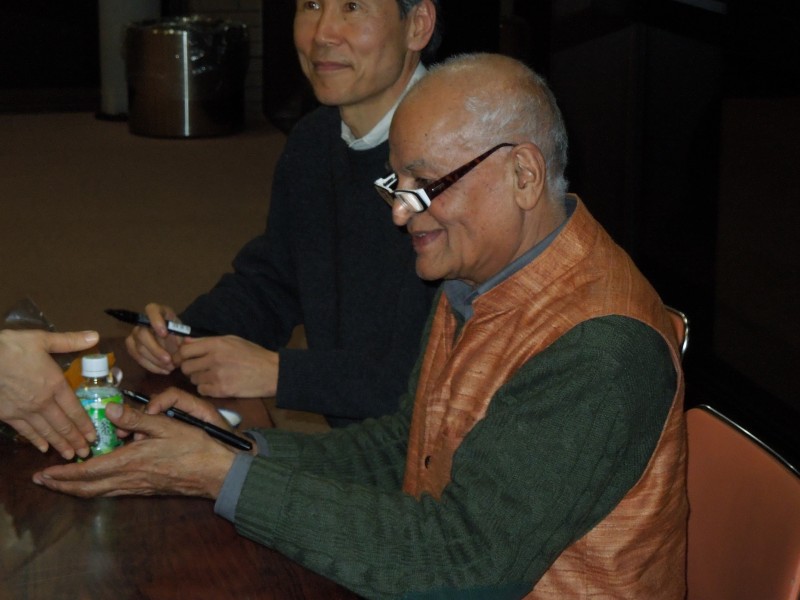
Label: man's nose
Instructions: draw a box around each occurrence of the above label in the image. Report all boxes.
[313,4,342,45]
[392,200,414,227]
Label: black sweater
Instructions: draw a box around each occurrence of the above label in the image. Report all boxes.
[181,106,437,425]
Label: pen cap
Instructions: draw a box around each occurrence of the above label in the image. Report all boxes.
[81,354,110,378]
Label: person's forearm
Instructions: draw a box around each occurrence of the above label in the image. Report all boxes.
[180,276,298,348]
[180,228,302,349]
[251,400,412,486]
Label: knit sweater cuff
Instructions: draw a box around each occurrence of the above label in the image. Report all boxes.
[250,428,304,460]
[235,457,294,543]
[214,453,254,521]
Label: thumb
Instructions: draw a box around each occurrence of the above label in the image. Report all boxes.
[106,402,164,437]
[43,330,99,354]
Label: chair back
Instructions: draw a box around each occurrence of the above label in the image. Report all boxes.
[686,405,800,600]
[665,305,689,358]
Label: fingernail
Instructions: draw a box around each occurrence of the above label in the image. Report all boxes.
[107,403,123,418]
[76,447,90,459]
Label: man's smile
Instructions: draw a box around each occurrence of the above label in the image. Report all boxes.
[410,228,444,252]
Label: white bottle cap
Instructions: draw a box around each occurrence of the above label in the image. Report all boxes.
[81,354,110,378]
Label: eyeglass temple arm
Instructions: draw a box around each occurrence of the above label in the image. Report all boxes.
[427,143,515,196]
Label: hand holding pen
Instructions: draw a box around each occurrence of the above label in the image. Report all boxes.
[110,305,279,399]
[121,390,253,451]
[122,389,252,452]
[111,304,196,376]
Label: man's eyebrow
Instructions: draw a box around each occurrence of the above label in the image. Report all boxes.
[402,158,432,173]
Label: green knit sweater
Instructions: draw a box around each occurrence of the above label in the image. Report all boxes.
[232,315,676,599]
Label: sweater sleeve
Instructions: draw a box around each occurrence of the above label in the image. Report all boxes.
[230,316,677,598]
[179,146,303,349]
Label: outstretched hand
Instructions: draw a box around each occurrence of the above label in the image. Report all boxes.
[32,400,238,499]
[0,329,99,459]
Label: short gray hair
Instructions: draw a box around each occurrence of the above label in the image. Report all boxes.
[430,54,569,200]
[397,0,442,64]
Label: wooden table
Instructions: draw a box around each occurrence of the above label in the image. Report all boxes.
[0,340,358,599]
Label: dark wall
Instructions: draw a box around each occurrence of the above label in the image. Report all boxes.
[437,0,501,58]
[0,1,99,89]
[539,0,800,458]
[261,1,314,133]
[543,2,726,330]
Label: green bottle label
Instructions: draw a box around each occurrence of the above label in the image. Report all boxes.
[78,391,123,456]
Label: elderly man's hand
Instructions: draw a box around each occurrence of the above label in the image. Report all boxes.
[142,386,233,428]
[32,399,238,499]
[0,329,99,459]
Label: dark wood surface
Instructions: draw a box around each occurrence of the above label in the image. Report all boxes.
[0,339,358,599]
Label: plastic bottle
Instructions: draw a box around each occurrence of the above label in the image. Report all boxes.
[75,353,123,456]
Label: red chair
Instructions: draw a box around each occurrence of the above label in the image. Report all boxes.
[686,404,800,599]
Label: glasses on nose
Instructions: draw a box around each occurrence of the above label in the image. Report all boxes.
[374,143,515,213]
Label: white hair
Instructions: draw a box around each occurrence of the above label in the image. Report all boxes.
[428,54,569,199]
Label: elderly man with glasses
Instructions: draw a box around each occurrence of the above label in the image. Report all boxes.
[36,53,688,598]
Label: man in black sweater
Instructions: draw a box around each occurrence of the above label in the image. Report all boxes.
[125,0,440,426]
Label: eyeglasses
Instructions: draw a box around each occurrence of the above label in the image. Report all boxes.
[374,143,515,213]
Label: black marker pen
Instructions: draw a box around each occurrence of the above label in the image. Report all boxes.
[121,389,252,452]
[105,309,219,337]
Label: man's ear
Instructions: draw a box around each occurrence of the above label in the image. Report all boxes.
[406,0,436,52]
[512,143,546,210]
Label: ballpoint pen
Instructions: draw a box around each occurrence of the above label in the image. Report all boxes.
[121,389,252,452]
[105,309,219,337]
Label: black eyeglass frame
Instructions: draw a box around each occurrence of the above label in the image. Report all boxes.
[374,142,515,213]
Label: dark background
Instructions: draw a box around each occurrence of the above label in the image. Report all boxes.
[1,0,798,464]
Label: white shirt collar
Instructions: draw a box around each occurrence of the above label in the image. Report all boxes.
[341,63,427,150]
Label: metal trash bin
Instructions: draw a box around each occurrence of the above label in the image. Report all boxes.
[125,16,249,138]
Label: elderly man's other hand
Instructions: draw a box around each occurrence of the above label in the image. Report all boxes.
[175,336,279,399]
[124,303,184,375]
[0,329,99,460]
[32,401,238,499]
[143,386,233,428]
